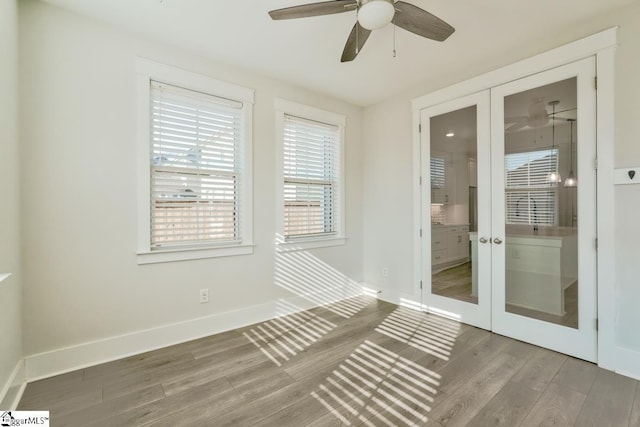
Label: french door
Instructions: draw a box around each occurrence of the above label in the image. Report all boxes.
[421,91,492,330]
[421,57,598,362]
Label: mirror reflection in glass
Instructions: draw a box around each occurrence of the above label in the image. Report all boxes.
[430,106,477,305]
[503,78,578,329]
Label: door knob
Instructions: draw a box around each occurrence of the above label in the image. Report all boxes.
[479,236,488,244]
[493,237,503,244]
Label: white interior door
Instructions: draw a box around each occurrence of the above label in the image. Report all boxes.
[490,57,598,361]
[421,91,491,330]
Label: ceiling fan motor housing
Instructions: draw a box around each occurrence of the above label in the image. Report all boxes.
[358,0,395,30]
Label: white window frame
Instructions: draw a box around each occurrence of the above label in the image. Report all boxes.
[275,98,346,251]
[136,59,254,264]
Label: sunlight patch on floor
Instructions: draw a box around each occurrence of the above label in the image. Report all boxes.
[375,306,460,361]
[243,300,337,366]
[312,340,442,426]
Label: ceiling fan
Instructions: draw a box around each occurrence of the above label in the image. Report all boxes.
[505,98,575,133]
[268,0,455,62]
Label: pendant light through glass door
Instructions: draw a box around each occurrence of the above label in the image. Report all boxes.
[546,100,562,183]
[564,119,577,187]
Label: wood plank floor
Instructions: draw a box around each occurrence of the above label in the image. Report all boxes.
[18,296,640,426]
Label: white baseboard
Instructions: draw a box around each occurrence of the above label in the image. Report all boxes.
[615,346,640,381]
[362,282,422,310]
[24,289,361,382]
[0,359,26,410]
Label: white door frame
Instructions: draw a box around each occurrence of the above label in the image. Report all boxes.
[412,28,617,368]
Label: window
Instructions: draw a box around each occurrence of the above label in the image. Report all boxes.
[150,82,241,247]
[137,60,254,263]
[430,157,446,190]
[505,148,558,225]
[276,99,345,250]
[429,153,448,204]
[283,115,339,238]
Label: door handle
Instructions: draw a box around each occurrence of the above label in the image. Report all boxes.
[493,237,503,245]
[479,236,489,244]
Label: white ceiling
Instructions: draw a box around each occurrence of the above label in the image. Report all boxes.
[40,0,633,106]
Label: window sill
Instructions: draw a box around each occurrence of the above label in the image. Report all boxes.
[137,244,254,265]
[276,237,346,252]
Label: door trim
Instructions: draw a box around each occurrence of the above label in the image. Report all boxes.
[412,28,617,369]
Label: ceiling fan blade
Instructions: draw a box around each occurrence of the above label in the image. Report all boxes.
[548,107,577,120]
[550,116,573,122]
[341,22,372,62]
[506,122,528,133]
[504,115,528,124]
[391,1,455,41]
[269,0,357,20]
[548,106,576,115]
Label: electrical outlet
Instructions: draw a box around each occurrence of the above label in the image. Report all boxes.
[199,288,209,304]
[382,267,389,277]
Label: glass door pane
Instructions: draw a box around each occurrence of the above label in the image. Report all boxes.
[430,106,476,305]
[502,77,579,328]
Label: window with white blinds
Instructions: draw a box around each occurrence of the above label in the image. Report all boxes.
[283,114,340,240]
[150,81,243,249]
[430,157,445,189]
[505,148,558,225]
[430,156,448,204]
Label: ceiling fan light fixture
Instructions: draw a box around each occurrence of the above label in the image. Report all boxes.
[358,0,395,30]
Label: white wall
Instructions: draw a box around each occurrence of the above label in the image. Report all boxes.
[362,97,415,299]
[362,2,640,375]
[18,0,363,373]
[0,0,24,408]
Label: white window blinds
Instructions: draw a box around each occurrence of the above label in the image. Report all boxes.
[430,156,448,204]
[505,148,558,225]
[150,81,243,249]
[430,157,446,189]
[283,114,340,239]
